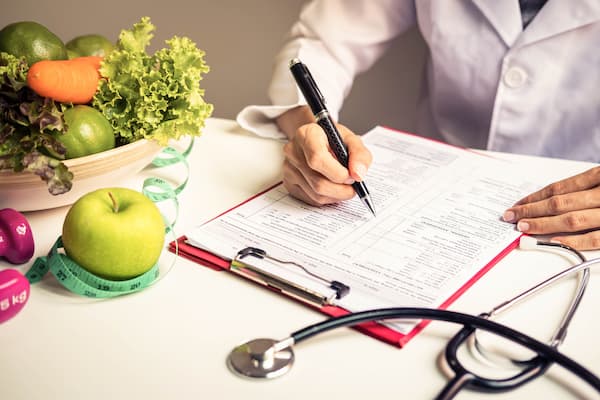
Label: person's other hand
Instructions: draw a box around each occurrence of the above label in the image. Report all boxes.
[503,166,600,250]
[282,122,372,206]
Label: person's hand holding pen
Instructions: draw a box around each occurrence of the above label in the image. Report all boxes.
[276,105,373,207]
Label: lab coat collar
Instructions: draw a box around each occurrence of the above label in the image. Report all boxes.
[471,0,522,47]
[516,0,600,47]
[472,0,600,49]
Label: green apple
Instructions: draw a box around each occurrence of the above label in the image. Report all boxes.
[62,187,165,280]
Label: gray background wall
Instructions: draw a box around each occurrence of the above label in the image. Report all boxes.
[2,0,426,135]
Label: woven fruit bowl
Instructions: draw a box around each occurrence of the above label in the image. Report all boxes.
[0,139,162,212]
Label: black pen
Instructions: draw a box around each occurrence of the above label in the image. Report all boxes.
[289,58,376,217]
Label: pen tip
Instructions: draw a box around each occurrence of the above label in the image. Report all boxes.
[364,198,376,217]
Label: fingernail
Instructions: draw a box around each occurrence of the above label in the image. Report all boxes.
[517,221,529,232]
[354,164,367,181]
[344,178,355,184]
[503,210,515,222]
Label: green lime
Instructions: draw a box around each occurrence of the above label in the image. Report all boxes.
[0,21,67,65]
[65,34,114,58]
[59,105,115,159]
[66,49,79,59]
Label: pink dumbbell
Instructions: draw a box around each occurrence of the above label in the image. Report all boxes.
[0,208,35,265]
[0,269,30,324]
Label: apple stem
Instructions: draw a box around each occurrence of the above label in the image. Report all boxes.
[107,191,119,213]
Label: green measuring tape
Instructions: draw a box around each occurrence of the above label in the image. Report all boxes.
[25,139,193,298]
[26,237,159,298]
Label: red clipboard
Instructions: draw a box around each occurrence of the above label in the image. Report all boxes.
[169,126,524,347]
[168,203,521,348]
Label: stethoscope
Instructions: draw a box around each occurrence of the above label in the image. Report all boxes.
[226,237,600,399]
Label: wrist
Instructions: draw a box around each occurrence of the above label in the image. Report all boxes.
[275,105,314,140]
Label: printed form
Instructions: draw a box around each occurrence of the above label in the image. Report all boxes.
[186,126,544,333]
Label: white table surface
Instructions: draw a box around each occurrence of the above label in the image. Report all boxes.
[1,118,599,400]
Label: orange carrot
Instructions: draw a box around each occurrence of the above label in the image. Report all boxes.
[74,56,103,70]
[26,56,103,104]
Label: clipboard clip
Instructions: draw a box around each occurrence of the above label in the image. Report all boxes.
[231,247,350,308]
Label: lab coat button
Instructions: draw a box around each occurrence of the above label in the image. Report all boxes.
[503,67,527,88]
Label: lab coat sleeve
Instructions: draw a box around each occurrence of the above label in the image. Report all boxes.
[236,0,417,139]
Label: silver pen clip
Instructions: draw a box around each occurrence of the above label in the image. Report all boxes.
[302,64,326,105]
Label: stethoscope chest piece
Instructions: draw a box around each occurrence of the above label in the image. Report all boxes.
[227,338,294,379]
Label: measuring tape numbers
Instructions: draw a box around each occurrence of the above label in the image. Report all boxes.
[26,237,159,298]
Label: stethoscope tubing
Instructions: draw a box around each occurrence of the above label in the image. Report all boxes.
[440,324,550,398]
[290,307,600,393]
[469,240,589,370]
[231,242,600,397]
[435,240,594,398]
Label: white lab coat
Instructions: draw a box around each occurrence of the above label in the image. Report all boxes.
[237,0,600,162]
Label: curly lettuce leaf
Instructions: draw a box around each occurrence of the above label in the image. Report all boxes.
[117,16,155,54]
[0,52,28,92]
[0,52,72,195]
[93,17,213,146]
